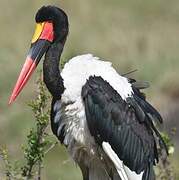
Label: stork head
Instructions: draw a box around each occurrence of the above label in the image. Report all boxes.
[35,6,69,43]
[9,6,69,104]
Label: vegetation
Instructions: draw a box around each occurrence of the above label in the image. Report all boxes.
[0,0,178,179]
[0,72,56,179]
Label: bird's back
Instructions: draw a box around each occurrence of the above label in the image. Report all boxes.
[61,54,133,103]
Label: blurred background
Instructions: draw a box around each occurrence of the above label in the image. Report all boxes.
[0,0,179,179]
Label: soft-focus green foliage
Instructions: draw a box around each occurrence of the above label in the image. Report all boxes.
[155,131,175,180]
[21,71,51,178]
[0,0,179,179]
[161,132,175,155]
[0,73,57,179]
[0,146,13,179]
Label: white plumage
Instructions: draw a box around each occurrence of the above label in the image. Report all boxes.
[61,54,133,103]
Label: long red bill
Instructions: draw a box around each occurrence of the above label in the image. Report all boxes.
[9,21,54,105]
[9,39,51,105]
[9,57,37,104]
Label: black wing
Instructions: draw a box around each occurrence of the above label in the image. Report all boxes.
[82,76,167,180]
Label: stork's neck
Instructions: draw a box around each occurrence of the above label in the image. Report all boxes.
[43,42,65,99]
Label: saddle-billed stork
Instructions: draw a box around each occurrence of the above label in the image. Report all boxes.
[9,6,167,180]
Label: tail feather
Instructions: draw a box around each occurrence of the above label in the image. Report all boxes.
[142,162,155,180]
[102,142,156,180]
[87,159,121,180]
[102,142,129,180]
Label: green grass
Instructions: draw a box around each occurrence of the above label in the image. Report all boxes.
[0,0,179,179]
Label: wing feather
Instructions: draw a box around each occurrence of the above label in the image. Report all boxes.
[82,76,167,179]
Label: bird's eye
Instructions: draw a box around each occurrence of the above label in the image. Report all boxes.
[31,22,45,44]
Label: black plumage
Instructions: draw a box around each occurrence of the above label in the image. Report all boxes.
[82,76,167,180]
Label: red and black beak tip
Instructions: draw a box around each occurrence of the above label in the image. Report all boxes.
[8,57,37,105]
[9,40,50,105]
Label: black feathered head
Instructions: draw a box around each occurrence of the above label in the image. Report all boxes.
[35,5,69,42]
